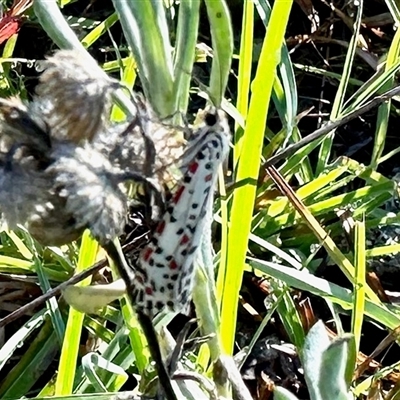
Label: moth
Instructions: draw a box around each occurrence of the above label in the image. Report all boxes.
[132,107,231,318]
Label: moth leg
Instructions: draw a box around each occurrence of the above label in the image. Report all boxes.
[167,318,197,375]
[119,108,165,224]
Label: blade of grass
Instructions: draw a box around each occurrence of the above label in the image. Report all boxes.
[0,320,58,398]
[111,55,137,122]
[221,0,293,355]
[173,0,200,116]
[111,0,174,116]
[316,0,363,175]
[255,0,306,180]
[370,25,400,168]
[55,231,98,395]
[81,12,119,49]
[384,0,400,25]
[275,281,306,349]
[248,258,400,330]
[0,310,46,371]
[265,165,380,303]
[343,61,400,114]
[234,0,253,165]
[204,0,233,106]
[348,219,366,386]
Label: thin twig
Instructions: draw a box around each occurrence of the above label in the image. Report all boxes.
[103,240,178,400]
[0,236,145,328]
[264,85,400,167]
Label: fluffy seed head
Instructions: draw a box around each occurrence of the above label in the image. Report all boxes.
[36,50,118,144]
[49,143,128,245]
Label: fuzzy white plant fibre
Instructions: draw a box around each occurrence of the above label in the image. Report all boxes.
[0,50,183,246]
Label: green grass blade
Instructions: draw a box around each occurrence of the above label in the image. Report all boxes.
[0,310,46,371]
[275,282,306,349]
[34,0,85,50]
[384,0,400,24]
[221,0,293,355]
[370,25,400,168]
[351,220,366,354]
[316,0,363,175]
[347,219,366,387]
[111,0,174,116]
[173,0,200,115]
[249,258,399,330]
[234,0,253,165]
[111,55,137,122]
[0,319,58,398]
[204,0,233,105]
[343,61,400,114]
[55,231,98,395]
[81,12,119,49]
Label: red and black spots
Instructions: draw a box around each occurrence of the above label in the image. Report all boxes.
[204,173,213,182]
[211,139,219,148]
[166,300,175,309]
[180,234,190,245]
[188,246,198,255]
[142,247,153,262]
[173,185,185,204]
[132,109,231,318]
[156,219,166,234]
[188,161,199,174]
[145,286,153,295]
[169,259,178,270]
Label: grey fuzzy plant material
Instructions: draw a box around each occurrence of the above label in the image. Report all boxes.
[0,49,186,400]
[0,50,183,247]
[35,50,119,144]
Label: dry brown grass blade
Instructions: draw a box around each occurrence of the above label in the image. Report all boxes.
[264,165,380,303]
[353,325,400,380]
